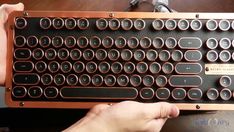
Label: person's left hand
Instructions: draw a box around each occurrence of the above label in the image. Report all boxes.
[0,3,24,85]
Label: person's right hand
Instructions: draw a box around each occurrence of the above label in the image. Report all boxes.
[64,101,179,132]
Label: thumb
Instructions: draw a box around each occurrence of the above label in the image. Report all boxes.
[1,3,24,24]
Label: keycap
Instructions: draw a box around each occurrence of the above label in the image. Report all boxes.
[143,75,154,87]
[40,17,51,29]
[219,50,231,62]
[12,86,27,98]
[149,62,161,74]
[134,19,145,30]
[27,36,38,47]
[159,50,170,61]
[115,36,126,48]
[172,88,186,100]
[140,37,151,48]
[165,37,177,49]
[15,17,27,29]
[175,63,202,74]
[206,50,218,62]
[171,50,183,61]
[32,48,44,60]
[109,18,120,30]
[13,73,40,85]
[136,62,148,74]
[156,88,170,100]
[58,48,69,60]
[83,49,95,61]
[124,62,135,74]
[155,75,167,87]
[61,61,72,73]
[14,36,26,47]
[220,88,232,100]
[54,74,65,85]
[219,38,231,49]
[178,19,189,30]
[70,49,82,60]
[66,74,78,85]
[169,75,202,87]
[77,36,89,48]
[52,36,63,48]
[206,38,218,49]
[162,62,174,74]
[108,49,120,61]
[111,62,123,74]
[184,50,202,61]
[48,61,60,73]
[187,88,202,100]
[60,87,138,99]
[92,74,103,86]
[134,49,145,61]
[121,49,133,61]
[130,74,142,87]
[41,73,53,85]
[128,37,139,48]
[121,18,133,30]
[152,19,164,30]
[39,36,51,47]
[219,76,232,87]
[35,61,47,73]
[52,17,64,29]
[206,88,219,100]
[13,61,33,72]
[96,18,108,30]
[98,61,110,74]
[153,37,164,48]
[219,19,230,31]
[44,87,59,98]
[206,19,218,31]
[104,74,116,86]
[65,36,76,48]
[90,36,101,48]
[140,88,154,99]
[65,18,76,29]
[77,18,89,29]
[28,86,43,98]
[117,74,129,86]
[190,19,202,31]
[102,36,114,48]
[45,48,56,60]
[165,19,177,30]
[146,49,158,61]
[178,37,202,49]
[73,61,85,73]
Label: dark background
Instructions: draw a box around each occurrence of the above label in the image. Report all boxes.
[1,0,234,131]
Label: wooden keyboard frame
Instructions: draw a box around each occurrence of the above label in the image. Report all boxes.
[6,11,234,110]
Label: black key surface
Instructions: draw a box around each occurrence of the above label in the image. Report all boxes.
[14,49,31,59]
[169,75,202,87]
[175,63,202,74]
[13,73,39,85]
[178,37,202,49]
[14,61,33,72]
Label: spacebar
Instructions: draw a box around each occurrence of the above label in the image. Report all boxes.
[61,87,138,99]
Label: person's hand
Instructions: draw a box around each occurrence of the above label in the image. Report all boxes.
[0,3,24,85]
[64,101,179,132]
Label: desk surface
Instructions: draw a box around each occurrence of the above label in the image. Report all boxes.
[1,0,234,131]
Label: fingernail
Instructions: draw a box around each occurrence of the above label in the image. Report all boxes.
[169,105,180,118]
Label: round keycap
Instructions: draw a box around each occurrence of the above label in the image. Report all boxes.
[96,18,108,30]
[44,87,58,98]
[83,49,95,61]
[35,61,47,73]
[134,19,145,30]
[102,36,114,48]
[65,36,76,48]
[39,36,51,47]
[128,37,139,48]
[27,36,38,47]
[220,88,232,100]
[206,19,218,31]
[109,18,120,30]
[86,61,97,73]
[140,37,151,48]
[152,19,164,30]
[117,74,129,86]
[41,74,53,85]
[124,62,135,74]
[219,38,231,49]
[14,36,26,47]
[171,50,183,61]
[178,19,189,30]
[66,74,78,85]
[90,36,101,48]
[155,75,167,87]
[130,74,142,87]
[98,61,110,74]
[232,52,234,61]
[58,48,69,60]
[136,62,148,73]
[165,37,177,48]
[48,61,60,73]
[206,88,219,100]
[92,74,103,86]
[121,49,133,61]
[77,36,89,48]
[159,50,170,61]
[12,86,27,98]
[149,62,161,74]
[28,86,43,98]
[108,49,120,61]
[115,36,126,48]
[187,88,202,100]
[79,74,91,86]
[134,49,145,61]
[65,18,76,29]
[15,17,27,29]
[165,19,177,30]
[143,75,154,87]
[206,38,218,49]
[54,74,66,85]
[104,74,116,86]
[73,61,85,73]
[111,62,123,74]
[162,62,174,74]
[172,88,186,100]
[52,36,63,48]
[219,76,232,87]
[121,18,133,30]
[61,61,72,73]
[146,49,158,61]
[52,17,64,29]
[206,50,218,62]
[40,17,51,29]
[140,88,154,99]
[32,48,44,60]
[153,37,164,48]
[219,19,230,31]
[96,49,107,61]
[219,50,231,62]
[70,49,82,60]
[77,18,89,30]
[156,88,170,100]
[190,19,202,31]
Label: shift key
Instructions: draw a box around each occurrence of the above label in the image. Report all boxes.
[169,75,202,87]
[13,73,40,85]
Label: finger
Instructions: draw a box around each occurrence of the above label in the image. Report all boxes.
[0,3,24,24]
[146,118,167,132]
[142,102,180,119]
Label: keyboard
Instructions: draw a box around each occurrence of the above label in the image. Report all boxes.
[6,11,234,110]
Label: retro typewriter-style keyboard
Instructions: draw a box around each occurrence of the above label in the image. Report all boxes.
[6,11,234,110]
